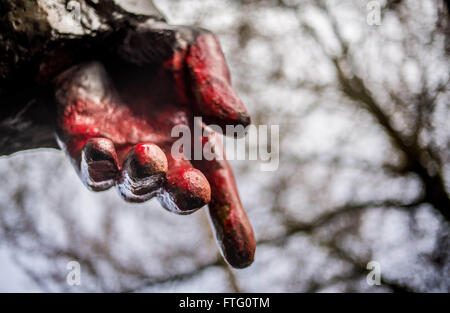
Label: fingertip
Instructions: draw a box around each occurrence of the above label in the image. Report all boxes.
[224,245,255,269]
[208,204,256,269]
[192,77,250,131]
[223,234,256,269]
[81,137,119,191]
[127,143,168,178]
[194,134,256,268]
[160,167,211,214]
[117,143,168,202]
[186,32,251,133]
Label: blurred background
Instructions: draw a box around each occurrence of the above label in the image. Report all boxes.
[0,0,449,292]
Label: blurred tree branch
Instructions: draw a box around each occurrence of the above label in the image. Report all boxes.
[125,199,421,293]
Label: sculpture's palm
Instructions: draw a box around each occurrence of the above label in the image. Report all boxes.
[54,29,255,268]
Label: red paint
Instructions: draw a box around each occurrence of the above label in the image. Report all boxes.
[157,150,210,213]
[187,33,251,129]
[193,131,255,268]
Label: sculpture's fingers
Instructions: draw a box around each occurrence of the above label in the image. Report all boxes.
[80,137,119,191]
[192,132,255,268]
[158,151,211,214]
[185,30,251,134]
[117,143,168,203]
[54,61,121,190]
